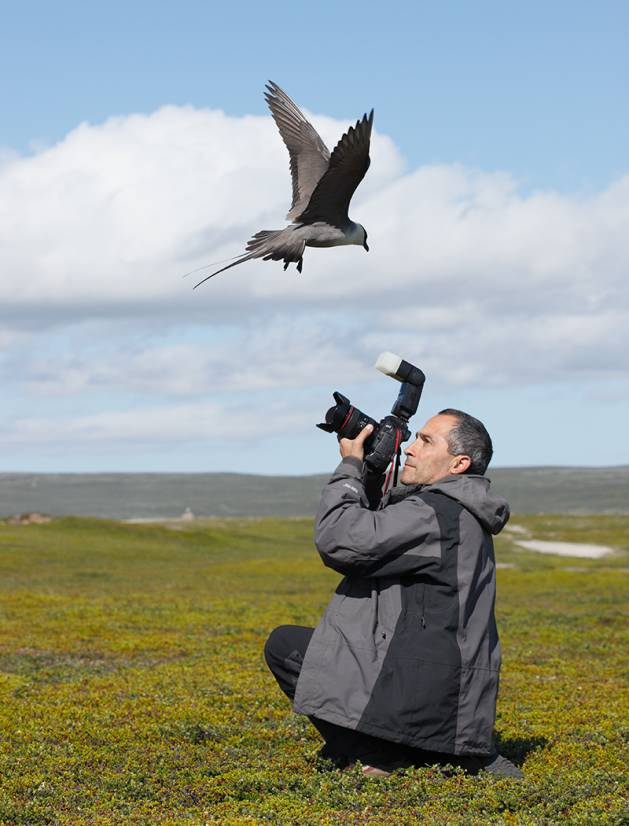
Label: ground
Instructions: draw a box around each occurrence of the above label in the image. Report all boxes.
[0,514,627,825]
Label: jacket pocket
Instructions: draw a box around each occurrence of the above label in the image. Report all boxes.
[419,583,427,629]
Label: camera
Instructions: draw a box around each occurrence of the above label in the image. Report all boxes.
[317,353,426,474]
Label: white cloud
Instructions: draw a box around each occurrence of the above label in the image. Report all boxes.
[0,146,20,172]
[0,100,628,457]
[0,105,403,312]
[0,327,29,351]
[0,398,311,448]
[15,316,372,398]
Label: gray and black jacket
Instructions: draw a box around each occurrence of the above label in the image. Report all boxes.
[293,456,510,755]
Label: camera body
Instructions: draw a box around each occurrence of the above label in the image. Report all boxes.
[317,353,426,474]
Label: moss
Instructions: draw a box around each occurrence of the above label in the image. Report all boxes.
[0,515,627,824]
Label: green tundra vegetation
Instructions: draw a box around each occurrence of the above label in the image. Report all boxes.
[0,514,627,825]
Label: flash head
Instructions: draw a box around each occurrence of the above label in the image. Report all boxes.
[376,351,426,388]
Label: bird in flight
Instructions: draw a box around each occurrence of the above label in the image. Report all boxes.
[193,81,374,288]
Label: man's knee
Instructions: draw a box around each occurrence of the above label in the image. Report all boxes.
[264,625,315,704]
[264,625,289,669]
[263,624,314,672]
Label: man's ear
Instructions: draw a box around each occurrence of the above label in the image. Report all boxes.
[450,455,472,475]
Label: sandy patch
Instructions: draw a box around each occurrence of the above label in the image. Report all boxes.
[515,540,614,559]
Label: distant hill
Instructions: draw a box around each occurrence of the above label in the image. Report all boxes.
[489,466,629,514]
[1,466,628,519]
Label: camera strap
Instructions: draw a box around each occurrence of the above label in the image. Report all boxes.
[383,430,403,494]
[392,444,402,487]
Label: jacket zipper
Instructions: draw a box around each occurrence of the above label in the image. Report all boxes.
[420,584,426,629]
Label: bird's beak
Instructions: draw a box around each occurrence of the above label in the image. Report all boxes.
[363,242,369,252]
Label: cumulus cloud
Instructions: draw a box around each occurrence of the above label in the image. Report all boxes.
[14,316,372,398]
[0,103,628,464]
[2,105,626,314]
[0,105,402,314]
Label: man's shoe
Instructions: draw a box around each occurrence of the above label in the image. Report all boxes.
[361,764,392,777]
[482,753,524,778]
[346,757,415,777]
[461,752,523,779]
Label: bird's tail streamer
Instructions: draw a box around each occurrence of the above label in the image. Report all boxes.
[192,252,257,289]
[182,255,246,280]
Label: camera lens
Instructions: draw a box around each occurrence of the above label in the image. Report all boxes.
[316,392,378,443]
[339,407,372,440]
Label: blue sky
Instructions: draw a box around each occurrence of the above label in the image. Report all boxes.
[4,2,627,189]
[1,1,628,473]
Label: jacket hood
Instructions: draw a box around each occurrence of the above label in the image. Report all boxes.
[423,474,510,535]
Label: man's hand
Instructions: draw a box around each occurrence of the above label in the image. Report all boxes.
[339,424,374,462]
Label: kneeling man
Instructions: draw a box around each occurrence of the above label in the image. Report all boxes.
[265,409,522,778]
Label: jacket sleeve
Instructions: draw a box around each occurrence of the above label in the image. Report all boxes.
[314,457,443,577]
[363,467,387,510]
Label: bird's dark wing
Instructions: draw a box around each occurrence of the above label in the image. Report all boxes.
[265,81,331,221]
[296,109,373,227]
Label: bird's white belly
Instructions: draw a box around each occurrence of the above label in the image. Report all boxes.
[306,237,350,248]
[303,223,351,248]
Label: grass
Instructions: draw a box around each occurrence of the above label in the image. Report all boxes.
[0,513,627,825]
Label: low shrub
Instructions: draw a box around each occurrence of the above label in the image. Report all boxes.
[0,514,627,824]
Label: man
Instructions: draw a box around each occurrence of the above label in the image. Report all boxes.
[264,409,522,778]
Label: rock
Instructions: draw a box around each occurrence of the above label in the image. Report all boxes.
[6,512,52,525]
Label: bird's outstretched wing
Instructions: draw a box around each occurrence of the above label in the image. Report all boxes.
[265,81,331,222]
[296,110,373,228]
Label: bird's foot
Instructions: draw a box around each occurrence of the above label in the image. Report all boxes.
[283,261,289,271]
[297,258,303,274]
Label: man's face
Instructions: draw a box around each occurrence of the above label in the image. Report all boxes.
[400,414,466,486]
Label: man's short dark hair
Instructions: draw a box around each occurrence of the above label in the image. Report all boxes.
[438,409,493,475]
